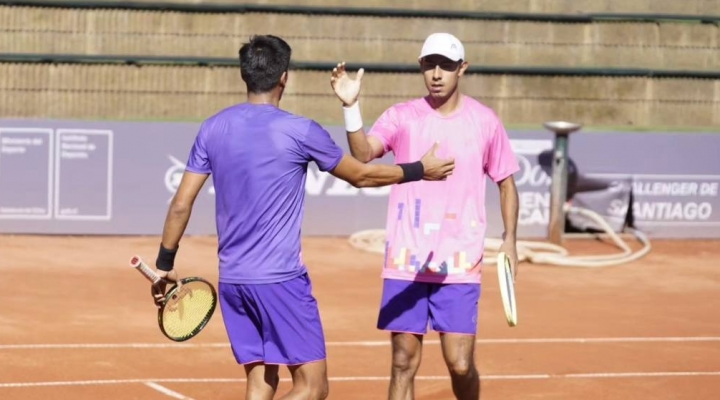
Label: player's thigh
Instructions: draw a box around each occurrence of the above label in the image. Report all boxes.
[377,278,431,335]
[428,283,481,335]
[218,282,265,364]
[255,273,327,364]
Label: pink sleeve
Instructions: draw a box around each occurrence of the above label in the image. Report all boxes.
[367,106,400,154]
[484,117,520,182]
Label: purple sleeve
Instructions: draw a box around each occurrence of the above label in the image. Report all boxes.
[484,118,520,183]
[186,122,212,174]
[301,121,344,172]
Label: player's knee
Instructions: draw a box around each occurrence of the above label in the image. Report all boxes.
[305,380,329,400]
[447,358,474,378]
[317,380,329,400]
[308,373,329,399]
[392,348,421,374]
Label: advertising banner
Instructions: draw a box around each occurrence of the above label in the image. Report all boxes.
[0,119,718,239]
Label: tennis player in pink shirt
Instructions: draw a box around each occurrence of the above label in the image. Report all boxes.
[331,33,521,399]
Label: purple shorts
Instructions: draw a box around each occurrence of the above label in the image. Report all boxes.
[218,273,326,365]
[377,278,481,335]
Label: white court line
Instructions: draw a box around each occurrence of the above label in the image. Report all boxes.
[2,371,720,388]
[565,371,720,379]
[2,336,720,350]
[145,382,194,400]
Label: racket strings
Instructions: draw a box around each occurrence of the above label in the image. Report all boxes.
[161,282,216,339]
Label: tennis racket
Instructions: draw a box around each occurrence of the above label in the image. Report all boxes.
[496,252,518,327]
[130,255,218,342]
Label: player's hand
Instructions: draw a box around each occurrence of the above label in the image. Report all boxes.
[151,269,180,309]
[420,142,455,181]
[499,239,518,282]
[330,61,364,106]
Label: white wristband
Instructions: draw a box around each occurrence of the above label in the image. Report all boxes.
[343,101,363,132]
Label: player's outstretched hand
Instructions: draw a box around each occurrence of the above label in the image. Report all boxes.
[330,61,364,106]
[420,142,455,181]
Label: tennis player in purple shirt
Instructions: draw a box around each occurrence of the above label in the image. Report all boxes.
[148,35,454,400]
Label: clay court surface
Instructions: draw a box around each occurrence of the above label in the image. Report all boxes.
[1,234,719,399]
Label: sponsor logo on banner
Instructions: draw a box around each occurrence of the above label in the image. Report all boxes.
[599,174,720,226]
[163,155,388,198]
[510,139,553,227]
[304,140,555,203]
[159,142,720,232]
[164,155,215,201]
[164,155,186,196]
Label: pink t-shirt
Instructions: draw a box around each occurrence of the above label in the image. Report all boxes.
[368,95,520,284]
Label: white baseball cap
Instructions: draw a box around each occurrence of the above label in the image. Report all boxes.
[418,33,465,62]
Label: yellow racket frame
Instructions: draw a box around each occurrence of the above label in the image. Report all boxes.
[496,252,518,327]
[157,277,217,342]
[130,255,218,342]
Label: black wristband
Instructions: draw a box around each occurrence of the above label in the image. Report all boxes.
[156,244,178,272]
[398,161,424,184]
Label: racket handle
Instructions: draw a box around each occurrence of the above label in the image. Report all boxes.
[130,255,162,284]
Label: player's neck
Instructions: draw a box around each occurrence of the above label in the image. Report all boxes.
[427,89,462,116]
[246,91,281,107]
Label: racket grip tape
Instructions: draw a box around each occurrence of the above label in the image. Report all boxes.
[130,255,162,284]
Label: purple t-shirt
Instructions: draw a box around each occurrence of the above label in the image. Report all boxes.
[185,103,344,284]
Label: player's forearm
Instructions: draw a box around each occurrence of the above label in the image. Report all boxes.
[160,200,192,250]
[499,177,519,241]
[355,162,422,188]
[346,129,374,163]
[343,101,374,163]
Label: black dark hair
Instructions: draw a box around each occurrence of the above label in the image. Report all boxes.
[239,35,292,94]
